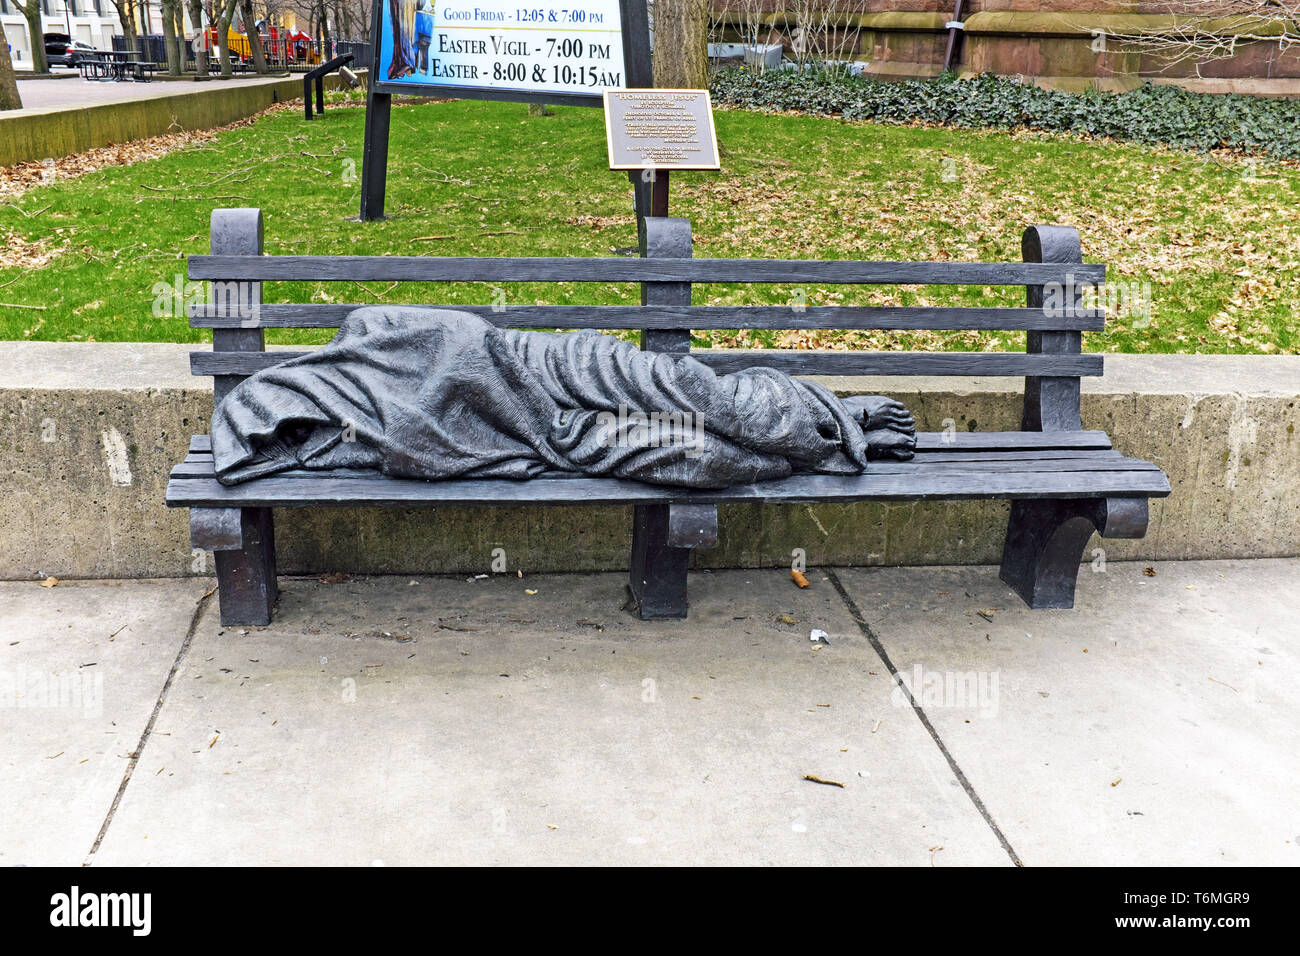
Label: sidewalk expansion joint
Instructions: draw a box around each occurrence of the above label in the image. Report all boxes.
[825,568,1024,867]
[82,584,215,866]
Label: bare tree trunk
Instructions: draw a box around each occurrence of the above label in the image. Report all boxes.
[189,0,210,76]
[112,0,141,57]
[217,0,239,76]
[13,1,49,74]
[161,0,182,74]
[319,1,333,43]
[241,0,270,73]
[653,0,709,88]
[172,0,187,72]
[336,0,353,40]
[0,37,23,110]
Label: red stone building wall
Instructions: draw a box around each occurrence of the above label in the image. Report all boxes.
[709,0,1300,92]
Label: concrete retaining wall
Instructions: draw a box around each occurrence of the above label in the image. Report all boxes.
[0,73,364,168]
[1,343,1295,581]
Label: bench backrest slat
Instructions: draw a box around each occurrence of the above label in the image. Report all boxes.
[190,253,1103,287]
[189,303,1106,332]
[190,350,1103,379]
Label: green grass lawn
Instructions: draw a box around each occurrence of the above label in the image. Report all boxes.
[2,96,1298,353]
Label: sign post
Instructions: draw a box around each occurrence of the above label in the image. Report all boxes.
[360,0,652,221]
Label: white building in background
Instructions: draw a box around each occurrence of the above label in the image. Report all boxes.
[2,0,197,69]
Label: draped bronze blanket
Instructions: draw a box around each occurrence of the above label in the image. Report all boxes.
[211,307,915,489]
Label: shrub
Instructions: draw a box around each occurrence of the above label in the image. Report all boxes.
[709,69,1300,160]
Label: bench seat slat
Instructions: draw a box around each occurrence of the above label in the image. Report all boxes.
[189,303,1107,332]
[182,448,1126,466]
[187,431,1114,455]
[168,455,1161,482]
[190,254,1105,286]
[190,350,1104,378]
[166,466,1170,507]
[912,431,1111,451]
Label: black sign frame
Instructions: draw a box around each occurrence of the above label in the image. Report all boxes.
[360,0,652,221]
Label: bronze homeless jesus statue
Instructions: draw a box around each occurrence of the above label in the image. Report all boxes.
[211,307,917,489]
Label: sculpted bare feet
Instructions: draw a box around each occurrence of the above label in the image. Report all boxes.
[863,428,917,461]
[842,394,913,429]
[842,395,917,461]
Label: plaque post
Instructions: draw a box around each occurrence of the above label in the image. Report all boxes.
[651,171,670,218]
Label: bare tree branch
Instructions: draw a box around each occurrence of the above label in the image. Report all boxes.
[1086,1,1300,70]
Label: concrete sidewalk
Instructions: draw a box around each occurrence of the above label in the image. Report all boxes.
[1,71,362,167]
[13,72,295,111]
[1,560,1295,866]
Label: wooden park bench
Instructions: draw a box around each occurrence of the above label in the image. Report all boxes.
[167,208,1170,626]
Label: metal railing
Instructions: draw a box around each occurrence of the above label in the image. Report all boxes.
[115,35,371,76]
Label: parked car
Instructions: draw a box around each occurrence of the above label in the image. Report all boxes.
[44,34,98,68]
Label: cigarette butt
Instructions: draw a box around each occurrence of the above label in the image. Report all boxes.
[801,774,845,788]
[791,569,810,589]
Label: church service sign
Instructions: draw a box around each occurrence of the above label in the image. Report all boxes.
[361,0,651,218]
[372,0,641,104]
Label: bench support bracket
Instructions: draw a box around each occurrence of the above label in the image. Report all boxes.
[631,506,689,619]
[209,508,279,626]
[628,217,700,619]
[1022,224,1084,432]
[630,504,717,619]
[204,207,278,626]
[191,507,244,551]
[1000,497,1148,609]
[666,504,719,549]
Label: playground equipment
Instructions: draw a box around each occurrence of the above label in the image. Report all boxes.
[204,24,322,66]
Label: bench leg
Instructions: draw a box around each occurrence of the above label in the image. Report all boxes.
[629,504,718,619]
[1000,497,1148,609]
[630,505,690,619]
[207,507,279,626]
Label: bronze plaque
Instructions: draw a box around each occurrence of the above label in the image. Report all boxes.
[603,89,721,171]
